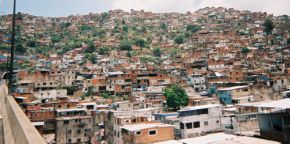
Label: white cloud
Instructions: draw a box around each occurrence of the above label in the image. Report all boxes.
[108,0,290,15]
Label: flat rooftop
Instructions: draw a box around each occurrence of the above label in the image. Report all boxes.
[55,115,92,120]
[218,85,249,91]
[56,108,86,112]
[121,123,174,131]
[235,101,272,107]
[179,104,221,112]
[178,133,280,144]
[255,98,290,109]
[154,140,182,144]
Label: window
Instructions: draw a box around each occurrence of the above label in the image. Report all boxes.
[200,109,208,114]
[68,139,71,143]
[186,122,193,129]
[180,122,184,129]
[67,130,72,134]
[204,121,208,126]
[193,122,200,128]
[149,130,156,135]
[77,129,81,134]
[216,120,220,124]
[77,139,81,142]
[132,119,136,123]
[64,120,69,125]
[136,131,141,135]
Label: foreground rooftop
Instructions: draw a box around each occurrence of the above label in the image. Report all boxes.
[155,133,280,144]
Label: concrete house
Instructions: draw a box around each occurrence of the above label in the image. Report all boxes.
[187,74,206,92]
[256,99,290,143]
[217,85,252,105]
[55,108,93,144]
[178,104,222,138]
[122,123,175,144]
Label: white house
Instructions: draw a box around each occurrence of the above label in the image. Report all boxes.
[178,104,222,138]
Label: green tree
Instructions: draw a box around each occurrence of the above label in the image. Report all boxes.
[16,12,23,20]
[65,86,77,95]
[184,31,191,38]
[80,60,86,66]
[132,26,137,31]
[122,19,126,25]
[122,25,129,33]
[164,84,189,111]
[186,24,201,33]
[242,47,251,54]
[101,12,109,20]
[84,42,96,53]
[51,34,61,43]
[119,40,132,51]
[160,22,167,30]
[79,25,93,31]
[65,22,72,27]
[141,26,146,33]
[86,86,94,96]
[27,39,36,47]
[174,35,184,44]
[263,18,274,35]
[89,54,97,64]
[113,26,120,33]
[153,47,162,57]
[126,51,132,57]
[287,38,290,44]
[101,93,112,99]
[15,43,26,54]
[134,38,146,48]
[98,47,110,55]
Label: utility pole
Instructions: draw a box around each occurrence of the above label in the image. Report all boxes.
[9,0,16,93]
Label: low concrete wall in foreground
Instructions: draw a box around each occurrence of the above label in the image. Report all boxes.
[0,81,45,144]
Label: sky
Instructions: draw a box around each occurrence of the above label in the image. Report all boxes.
[1,0,289,17]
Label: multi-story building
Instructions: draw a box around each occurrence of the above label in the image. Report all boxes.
[256,99,290,143]
[34,80,60,91]
[105,108,159,144]
[55,108,93,144]
[187,74,206,92]
[178,104,222,138]
[34,89,67,100]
